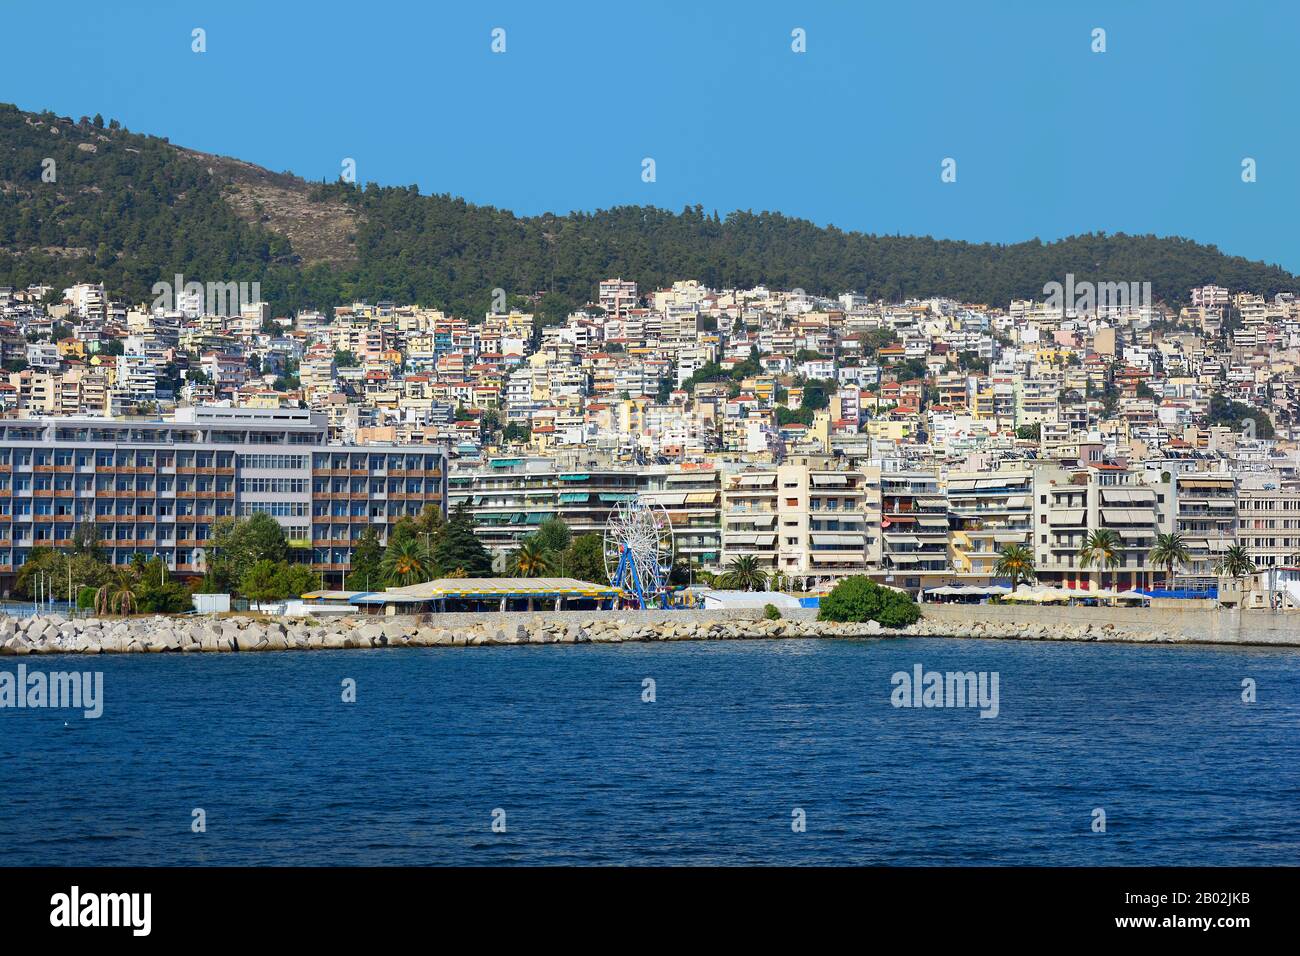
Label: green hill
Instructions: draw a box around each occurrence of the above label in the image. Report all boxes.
[2,102,1297,319]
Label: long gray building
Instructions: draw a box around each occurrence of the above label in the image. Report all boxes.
[0,407,447,589]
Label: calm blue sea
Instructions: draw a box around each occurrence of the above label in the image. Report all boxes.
[1,637,1296,866]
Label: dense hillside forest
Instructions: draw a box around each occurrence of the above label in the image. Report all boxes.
[3,101,1298,319]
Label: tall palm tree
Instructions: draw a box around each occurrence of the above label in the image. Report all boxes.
[1147,531,1191,590]
[1078,528,1122,589]
[509,537,554,578]
[1215,544,1255,581]
[993,544,1036,586]
[719,555,768,592]
[381,537,432,587]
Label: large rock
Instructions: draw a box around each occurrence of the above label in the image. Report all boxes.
[1,635,31,655]
[235,629,268,652]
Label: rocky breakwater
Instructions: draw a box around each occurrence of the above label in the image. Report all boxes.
[0,611,1190,656]
[0,613,900,655]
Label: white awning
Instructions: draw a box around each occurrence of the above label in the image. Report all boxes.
[811,553,865,564]
[1053,509,1086,525]
[1114,527,1152,540]
[1102,488,1155,504]
[811,533,864,546]
[642,492,688,506]
[1101,508,1154,524]
[727,512,776,526]
[737,474,776,487]
[811,474,849,486]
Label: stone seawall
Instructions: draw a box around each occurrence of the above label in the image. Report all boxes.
[918,603,1300,648]
[6,602,1297,655]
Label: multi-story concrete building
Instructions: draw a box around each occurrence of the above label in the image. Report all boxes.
[1236,487,1300,570]
[1172,472,1237,588]
[1033,466,1174,591]
[448,458,723,574]
[878,470,949,588]
[0,407,446,588]
[946,468,1035,577]
[720,456,871,590]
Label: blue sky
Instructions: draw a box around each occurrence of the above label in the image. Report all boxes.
[5,0,1296,269]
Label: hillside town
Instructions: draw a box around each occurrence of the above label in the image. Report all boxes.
[1,274,1298,601]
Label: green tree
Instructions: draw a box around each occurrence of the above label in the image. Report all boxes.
[1078,528,1123,587]
[210,513,287,594]
[993,544,1036,586]
[345,526,384,591]
[429,501,492,577]
[718,555,768,591]
[559,534,607,584]
[1147,531,1191,589]
[531,517,572,555]
[381,537,433,587]
[15,546,63,600]
[1215,544,1255,581]
[776,405,814,427]
[501,422,530,444]
[800,378,831,411]
[135,558,193,613]
[818,576,920,628]
[241,559,288,607]
[509,537,554,578]
[275,562,318,599]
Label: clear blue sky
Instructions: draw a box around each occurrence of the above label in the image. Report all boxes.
[5,0,1295,269]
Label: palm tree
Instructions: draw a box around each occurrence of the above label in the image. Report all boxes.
[1147,531,1191,590]
[719,555,768,592]
[509,538,554,578]
[992,544,1036,586]
[1216,544,1255,581]
[94,580,137,616]
[380,537,432,587]
[1078,528,1122,589]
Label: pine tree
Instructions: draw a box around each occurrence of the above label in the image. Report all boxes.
[430,502,492,577]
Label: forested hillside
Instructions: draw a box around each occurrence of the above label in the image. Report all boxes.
[3,102,1297,318]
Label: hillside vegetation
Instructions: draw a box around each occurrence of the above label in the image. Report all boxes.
[3,102,1297,318]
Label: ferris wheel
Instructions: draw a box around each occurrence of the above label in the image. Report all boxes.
[603,498,675,608]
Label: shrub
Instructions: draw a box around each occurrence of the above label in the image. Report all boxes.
[763,603,782,620]
[76,585,97,610]
[817,576,920,628]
